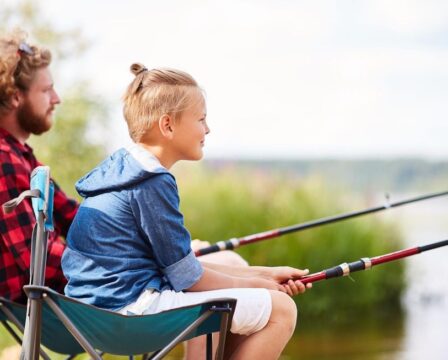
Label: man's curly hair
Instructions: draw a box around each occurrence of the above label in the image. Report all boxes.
[0,29,52,112]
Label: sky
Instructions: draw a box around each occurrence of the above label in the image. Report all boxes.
[19,0,448,159]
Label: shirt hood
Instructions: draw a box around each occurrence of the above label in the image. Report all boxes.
[76,144,168,197]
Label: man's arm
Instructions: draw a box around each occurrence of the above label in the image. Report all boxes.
[0,152,68,292]
[51,180,78,238]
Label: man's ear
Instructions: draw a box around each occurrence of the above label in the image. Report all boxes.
[158,114,174,139]
[10,91,23,109]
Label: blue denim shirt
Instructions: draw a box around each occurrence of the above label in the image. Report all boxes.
[61,144,203,311]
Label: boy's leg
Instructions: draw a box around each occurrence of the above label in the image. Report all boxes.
[224,290,297,360]
[184,251,248,360]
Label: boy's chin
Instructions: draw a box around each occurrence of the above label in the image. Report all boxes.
[189,151,204,161]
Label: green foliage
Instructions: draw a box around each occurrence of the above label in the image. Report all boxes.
[175,163,405,325]
[29,85,108,199]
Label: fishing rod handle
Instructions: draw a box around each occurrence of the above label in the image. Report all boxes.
[196,230,282,256]
[298,258,374,284]
[195,238,240,256]
[293,239,448,285]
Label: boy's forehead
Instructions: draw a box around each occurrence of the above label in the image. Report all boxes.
[191,92,207,114]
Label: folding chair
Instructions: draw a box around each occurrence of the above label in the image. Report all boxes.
[2,166,236,360]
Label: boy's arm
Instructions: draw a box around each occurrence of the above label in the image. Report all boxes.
[192,240,310,283]
[200,262,309,283]
[186,267,285,292]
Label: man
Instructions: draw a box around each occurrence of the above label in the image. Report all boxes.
[0,29,78,304]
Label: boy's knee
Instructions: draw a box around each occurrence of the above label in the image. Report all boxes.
[269,291,297,334]
[199,250,249,267]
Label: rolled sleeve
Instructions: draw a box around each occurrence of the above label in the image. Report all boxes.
[162,250,204,291]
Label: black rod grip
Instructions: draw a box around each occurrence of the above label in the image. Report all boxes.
[197,244,221,256]
[325,266,343,279]
[347,260,365,273]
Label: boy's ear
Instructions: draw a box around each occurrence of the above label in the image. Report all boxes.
[158,114,174,139]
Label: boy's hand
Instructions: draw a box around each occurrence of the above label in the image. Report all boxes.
[262,266,313,296]
[281,279,312,296]
[264,266,310,283]
[246,277,289,293]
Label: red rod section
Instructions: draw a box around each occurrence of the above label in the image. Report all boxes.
[239,229,281,243]
[293,240,447,285]
[299,272,326,285]
[371,247,420,265]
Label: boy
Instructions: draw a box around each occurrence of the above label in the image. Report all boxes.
[62,64,311,359]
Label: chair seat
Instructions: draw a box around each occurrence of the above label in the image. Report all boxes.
[25,286,236,356]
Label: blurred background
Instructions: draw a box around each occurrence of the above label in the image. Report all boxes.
[1,1,447,359]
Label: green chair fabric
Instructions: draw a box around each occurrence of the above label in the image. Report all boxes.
[25,286,236,357]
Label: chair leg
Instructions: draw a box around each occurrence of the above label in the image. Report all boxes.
[2,320,23,344]
[21,297,44,360]
[206,333,213,360]
[149,310,214,360]
[213,304,232,360]
[43,294,102,360]
[2,317,52,360]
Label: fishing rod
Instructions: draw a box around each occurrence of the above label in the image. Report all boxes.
[195,190,448,256]
[296,239,448,285]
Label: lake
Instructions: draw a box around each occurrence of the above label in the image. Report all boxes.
[283,195,448,360]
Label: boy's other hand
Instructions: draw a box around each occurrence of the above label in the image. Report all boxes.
[191,239,211,251]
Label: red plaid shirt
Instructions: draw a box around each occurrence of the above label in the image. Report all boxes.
[0,128,78,303]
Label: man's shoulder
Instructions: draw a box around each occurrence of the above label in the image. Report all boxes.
[0,139,31,178]
[0,136,13,152]
[0,139,17,166]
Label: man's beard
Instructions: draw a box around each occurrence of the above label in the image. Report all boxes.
[17,101,52,135]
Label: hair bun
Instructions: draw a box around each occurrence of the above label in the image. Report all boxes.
[130,63,148,76]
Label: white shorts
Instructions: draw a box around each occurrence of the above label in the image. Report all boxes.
[118,288,272,336]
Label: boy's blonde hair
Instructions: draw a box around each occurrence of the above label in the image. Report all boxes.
[123,63,202,142]
[0,29,52,112]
